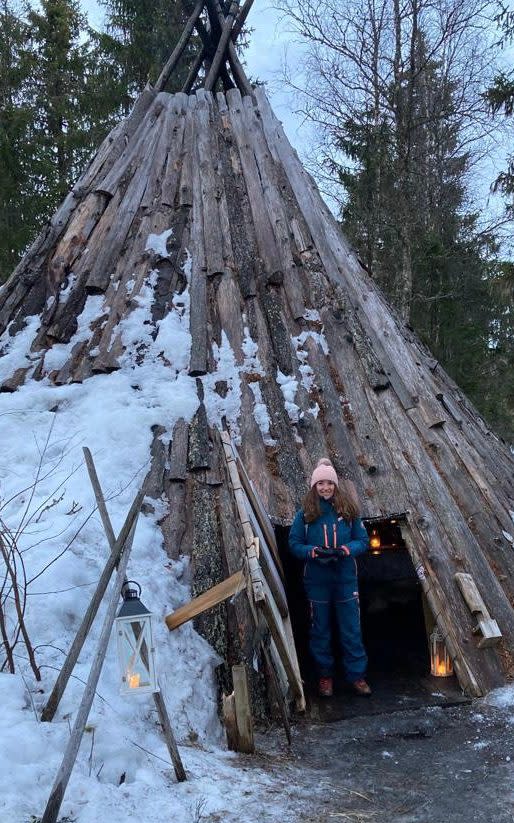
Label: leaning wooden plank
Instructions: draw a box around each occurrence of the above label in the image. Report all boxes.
[165,570,245,630]
[40,505,136,823]
[232,663,255,754]
[222,691,239,751]
[258,591,305,707]
[232,444,284,576]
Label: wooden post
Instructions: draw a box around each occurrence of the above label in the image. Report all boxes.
[41,488,144,722]
[41,515,135,823]
[232,664,254,754]
[154,0,205,92]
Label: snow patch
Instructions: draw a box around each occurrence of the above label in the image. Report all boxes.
[249,382,276,446]
[0,314,41,383]
[145,228,173,259]
[44,295,106,372]
[276,369,300,423]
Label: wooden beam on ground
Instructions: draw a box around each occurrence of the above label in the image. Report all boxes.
[165,570,245,630]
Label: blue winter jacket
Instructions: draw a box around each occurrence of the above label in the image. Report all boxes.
[289,497,369,584]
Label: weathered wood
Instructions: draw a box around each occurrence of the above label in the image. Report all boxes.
[204,1,239,91]
[195,91,225,276]
[227,88,284,282]
[455,572,502,649]
[154,0,205,92]
[165,570,245,630]
[153,689,187,781]
[232,663,255,753]
[168,418,189,480]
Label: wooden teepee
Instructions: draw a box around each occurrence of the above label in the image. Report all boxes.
[1,0,514,701]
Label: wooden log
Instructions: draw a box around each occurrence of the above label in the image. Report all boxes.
[154,0,205,92]
[40,507,137,823]
[455,572,503,649]
[204,1,240,91]
[215,94,258,297]
[141,100,177,210]
[161,94,189,207]
[179,96,196,208]
[86,125,162,293]
[232,663,255,753]
[188,390,210,469]
[226,88,284,282]
[195,90,225,276]
[242,95,305,318]
[95,96,167,197]
[168,418,189,480]
[165,570,245,630]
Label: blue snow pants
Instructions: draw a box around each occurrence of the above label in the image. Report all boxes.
[304,565,367,680]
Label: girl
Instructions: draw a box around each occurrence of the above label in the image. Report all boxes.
[289,458,370,698]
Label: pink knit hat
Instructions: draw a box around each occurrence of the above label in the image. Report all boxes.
[310,458,339,488]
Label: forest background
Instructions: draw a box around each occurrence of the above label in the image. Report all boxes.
[0,0,513,441]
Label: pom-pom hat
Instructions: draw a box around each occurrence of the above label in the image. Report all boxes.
[310,458,339,488]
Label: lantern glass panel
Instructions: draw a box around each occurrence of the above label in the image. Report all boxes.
[116,614,158,695]
[430,628,453,677]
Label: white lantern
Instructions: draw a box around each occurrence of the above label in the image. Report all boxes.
[430,627,453,677]
[115,581,159,696]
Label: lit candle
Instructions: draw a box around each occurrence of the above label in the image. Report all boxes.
[129,673,140,689]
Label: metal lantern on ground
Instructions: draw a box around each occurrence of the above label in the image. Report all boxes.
[430,627,454,677]
[115,581,159,695]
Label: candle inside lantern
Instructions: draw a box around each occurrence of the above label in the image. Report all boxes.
[370,529,381,553]
[128,673,141,689]
[430,627,453,677]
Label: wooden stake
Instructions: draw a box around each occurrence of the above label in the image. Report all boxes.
[232,664,254,753]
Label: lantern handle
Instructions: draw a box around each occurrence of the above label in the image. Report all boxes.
[121,580,142,600]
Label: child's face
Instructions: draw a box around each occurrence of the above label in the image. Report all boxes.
[316,480,335,499]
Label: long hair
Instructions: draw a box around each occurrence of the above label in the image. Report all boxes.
[303,479,360,523]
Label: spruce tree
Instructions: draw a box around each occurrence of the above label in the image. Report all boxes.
[0,1,36,281]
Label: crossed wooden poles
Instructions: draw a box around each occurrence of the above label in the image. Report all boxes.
[40,448,186,823]
[154,0,255,96]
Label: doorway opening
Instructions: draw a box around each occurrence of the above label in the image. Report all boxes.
[275,517,466,719]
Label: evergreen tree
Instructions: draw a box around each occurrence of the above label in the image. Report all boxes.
[99,0,198,112]
[0,1,37,281]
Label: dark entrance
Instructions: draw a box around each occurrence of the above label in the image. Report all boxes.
[275,520,466,720]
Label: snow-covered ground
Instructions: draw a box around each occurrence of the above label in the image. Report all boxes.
[0,234,312,822]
